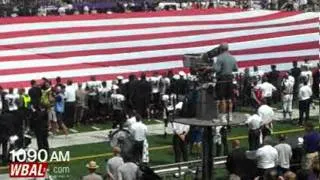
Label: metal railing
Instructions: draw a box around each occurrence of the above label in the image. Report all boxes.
[151,156,227,180]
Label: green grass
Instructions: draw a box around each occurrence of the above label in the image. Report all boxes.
[0,109,318,179]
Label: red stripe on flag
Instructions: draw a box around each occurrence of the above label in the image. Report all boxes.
[0,12,305,39]
[0,28,316,61]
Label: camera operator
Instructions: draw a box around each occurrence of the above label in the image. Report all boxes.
[214,43,238,123]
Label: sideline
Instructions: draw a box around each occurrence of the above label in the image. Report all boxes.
[0,126,314,171]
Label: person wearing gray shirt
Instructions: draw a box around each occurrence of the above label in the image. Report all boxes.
[214,43,238,123]
[274,134,292,175]
[117,161,139,180]
[106,147,124,180]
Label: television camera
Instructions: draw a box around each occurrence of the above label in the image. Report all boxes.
[183,45,224,83]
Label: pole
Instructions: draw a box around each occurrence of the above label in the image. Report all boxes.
[202,126,213,180]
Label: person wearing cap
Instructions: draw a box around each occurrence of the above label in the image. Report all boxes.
[274,134,292,175]
[214,43,238,122]
[281,72,295,120]
[82,160,103,180]
[106,147,124,180]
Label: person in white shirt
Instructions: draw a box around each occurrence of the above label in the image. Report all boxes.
[300,65,313,88]
[255,136,278,176]
[64,80,76,128]
[130,114,148,163]
[172,122,190,162]
[274,134,292,175]
[258,104,274,140]
[257,77,277,106]
[5,88,20,112]
[245,114,263,150]
[298,79,312,126]
[281,73,295,120]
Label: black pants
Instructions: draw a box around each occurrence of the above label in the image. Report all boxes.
[216,129,228,156]
[173,134,188,162]
[249,129,260,151]
[65,102,75,128]
[299,99,310,124]
[134,140,144,163]
[0,139,8,165]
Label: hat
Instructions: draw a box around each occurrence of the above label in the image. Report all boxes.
[86,161,99,169]
[179,71,186,76]
[117,76,124,80]
[112,85,119,90]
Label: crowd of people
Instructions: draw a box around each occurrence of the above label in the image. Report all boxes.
[0,0,318,17]
[0,42,318,180]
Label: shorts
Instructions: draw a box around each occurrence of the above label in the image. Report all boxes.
[48,107,57,122]
[216,75,233,100]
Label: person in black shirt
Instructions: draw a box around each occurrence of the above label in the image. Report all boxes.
[28,80,42,110]
[226,140,256,180]
[132,73,151,118]
[267,65,281,104]
[290,61,301,100]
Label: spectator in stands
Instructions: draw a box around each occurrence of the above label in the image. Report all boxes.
[130,114,148,163]
[82,160,103,180]
[65,79,76,128]
[258,77,277,106]
[245,114,263,150]
[281,73,295,121]
[117,156,139,180]
[290,61,301,100]
[106,147,124,180]
[255,136,278,177]
[214,43,238,123]
[274,134,292,175]
[226,140,256,179]
[172,121,190,162]
[298,78,312,126]
[302,122,320,170]
[267,65,281,104]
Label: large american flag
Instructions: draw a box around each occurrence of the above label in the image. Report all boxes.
[0,8,318,88]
